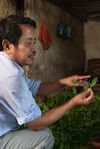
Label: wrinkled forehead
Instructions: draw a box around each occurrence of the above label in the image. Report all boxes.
[19,24,35,32]
[19,24,36,40]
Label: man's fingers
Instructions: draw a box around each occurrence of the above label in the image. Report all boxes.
[82,88,91,96]
[73,75,91,87]
[72,75,91,84]
[83,88,94,105]
[77,75,91,80]
[73,81,83,87]
[86,89,94,100]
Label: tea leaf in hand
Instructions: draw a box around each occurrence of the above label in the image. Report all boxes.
[89,77,98,88]
[72,80,78,83]
[72,87,77,95]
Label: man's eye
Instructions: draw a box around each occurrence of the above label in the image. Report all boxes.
[27,42,31,45]
[25,42,31,46]
[25,41,36,46]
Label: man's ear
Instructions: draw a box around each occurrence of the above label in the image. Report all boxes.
[2,39,11,54]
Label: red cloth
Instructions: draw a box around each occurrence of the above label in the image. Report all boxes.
[38,20,53,50]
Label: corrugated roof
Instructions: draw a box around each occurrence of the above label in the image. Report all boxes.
[46,0,100,21]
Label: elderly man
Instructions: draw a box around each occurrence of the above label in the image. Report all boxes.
[0,15,93,149]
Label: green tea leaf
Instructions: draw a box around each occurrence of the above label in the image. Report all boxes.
[72,87,77,95]
[37,91,100,149]
[72,80,78,83]
[89,77,98,88]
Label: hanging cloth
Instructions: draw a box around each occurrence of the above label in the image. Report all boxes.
[38,20,53,50]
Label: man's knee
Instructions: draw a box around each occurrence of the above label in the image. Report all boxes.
[45,128,54,142]
[42,128,54,149]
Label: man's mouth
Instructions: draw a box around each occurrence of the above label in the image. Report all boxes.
[28,53,36,58]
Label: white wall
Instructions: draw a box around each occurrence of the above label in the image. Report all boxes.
[84,20,100,69]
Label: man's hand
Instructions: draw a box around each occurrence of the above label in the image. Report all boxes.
[38,75,91,96]
[72,88,94,106]
[26,88,94,131]
[59,75,91,87]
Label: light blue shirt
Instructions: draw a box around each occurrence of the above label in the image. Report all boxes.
[0,52,42,137]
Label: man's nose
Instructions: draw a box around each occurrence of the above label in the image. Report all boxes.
[31,44,37,52]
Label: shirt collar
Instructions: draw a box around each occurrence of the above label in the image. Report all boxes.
[1,51,24,75]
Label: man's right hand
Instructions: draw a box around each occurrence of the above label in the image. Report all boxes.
[72,88,94,106]
[26,88,94,131]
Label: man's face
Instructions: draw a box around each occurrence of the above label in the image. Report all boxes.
[9,25,37,66]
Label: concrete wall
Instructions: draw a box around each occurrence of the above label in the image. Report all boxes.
[0,0,16,19]
[24,0,85,83]
[0,0,85,86]
[84,20,100,70]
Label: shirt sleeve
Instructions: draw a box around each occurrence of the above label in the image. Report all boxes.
[0,75,42,125]
[24,76,41,97]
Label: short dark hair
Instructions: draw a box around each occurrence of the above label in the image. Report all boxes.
[0,15,36,51]
[5,15,36,29]
[0,19,22,51]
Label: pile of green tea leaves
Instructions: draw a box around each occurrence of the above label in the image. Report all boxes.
[39,77,100,149]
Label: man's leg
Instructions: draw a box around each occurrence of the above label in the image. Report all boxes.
[0,128,54,149]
